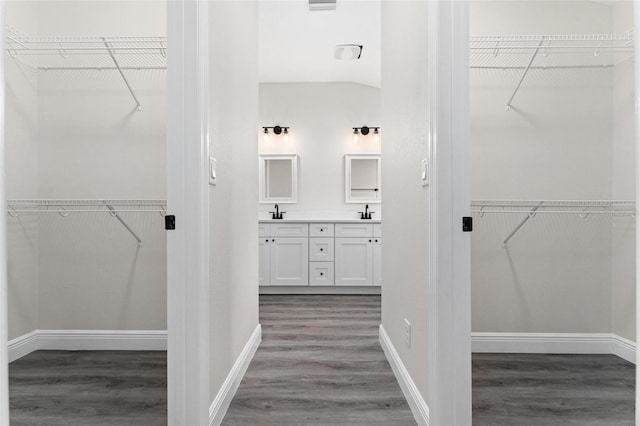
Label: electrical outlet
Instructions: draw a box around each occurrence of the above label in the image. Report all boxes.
[404,318,411,348]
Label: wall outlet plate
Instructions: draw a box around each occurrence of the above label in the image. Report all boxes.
[209,156,217,186]
[421,159,429,187]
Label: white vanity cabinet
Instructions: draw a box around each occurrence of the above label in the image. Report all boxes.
[259,224,309,286]
[259,220,381,289]
[334,224,382,286]
[335,237,374,285]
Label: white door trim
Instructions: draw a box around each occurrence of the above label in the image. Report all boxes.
[0,3,9,424]
[635,3,640,422]
[167,1,211,425]
[427,1,471,424]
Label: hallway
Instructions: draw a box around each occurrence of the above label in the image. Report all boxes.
[222,295,415,425]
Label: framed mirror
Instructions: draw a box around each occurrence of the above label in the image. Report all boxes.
[259,154,298,203]
[345,154,381,203]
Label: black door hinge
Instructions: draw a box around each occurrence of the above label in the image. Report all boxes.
[462,216,473,232]
[165,215,176,230]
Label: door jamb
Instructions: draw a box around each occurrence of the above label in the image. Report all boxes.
[167,1,211,424]
[427,1,472,424]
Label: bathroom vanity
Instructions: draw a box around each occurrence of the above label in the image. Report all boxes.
[259,215,382,293]
[258,153,382,293]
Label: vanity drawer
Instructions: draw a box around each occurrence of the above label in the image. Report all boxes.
[373,224,382,238]
[270,223,309,237]
[309,238,334,262]
[259,223,271,237]
[309,223,334,237]
[335,223,373,238]
[309,262,335,286]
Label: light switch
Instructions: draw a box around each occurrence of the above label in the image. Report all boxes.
[209,156,217,186]
[421,159,429,187]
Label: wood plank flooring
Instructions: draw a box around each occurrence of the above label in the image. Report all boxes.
[222,295,416,425]
[9,350,166,426]
[473,353,635,425]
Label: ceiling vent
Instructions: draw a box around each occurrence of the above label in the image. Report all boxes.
[309,0,336,11]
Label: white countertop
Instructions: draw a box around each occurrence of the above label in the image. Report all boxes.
[259,210,381,223]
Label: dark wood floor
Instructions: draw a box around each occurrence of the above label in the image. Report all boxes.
[223,295,416,425]
[9,350,166,426]
[473,353,635,425]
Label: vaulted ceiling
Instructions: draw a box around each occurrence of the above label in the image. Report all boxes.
[259,0,381,88]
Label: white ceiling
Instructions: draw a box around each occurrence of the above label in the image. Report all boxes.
[259,0,381,88]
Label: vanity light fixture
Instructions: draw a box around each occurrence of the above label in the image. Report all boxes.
[352,126,381,143]
[262,125,290,143]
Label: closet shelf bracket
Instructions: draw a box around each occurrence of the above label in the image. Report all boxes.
[103,39,142,112]
[505,37,546,111]
[502,203,543,248]
[105,203,143,247]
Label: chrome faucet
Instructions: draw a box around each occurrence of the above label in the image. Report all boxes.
[358,204,375,220]
[269,204,285,220]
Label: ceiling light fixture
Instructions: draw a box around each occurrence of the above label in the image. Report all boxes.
[335,44,363,60]
[352,126,381,143]
[262,126,290,143]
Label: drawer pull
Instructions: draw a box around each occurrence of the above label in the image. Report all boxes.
[272,239,275,242]
[320,228,324,232]
[265,239,269,243]
[320,272,324,276]
[320,248,324,252]
[369,239,372,242]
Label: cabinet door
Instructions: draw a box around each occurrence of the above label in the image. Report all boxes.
[373,238,382,286]
[258,238,271,286]
[270,238,309,286]
[335,237,373,286]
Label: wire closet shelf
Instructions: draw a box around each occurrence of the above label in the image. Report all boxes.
[7,199,168,247]
[6,25,167,110]
[470,200,636,248]
[470,31,635,110]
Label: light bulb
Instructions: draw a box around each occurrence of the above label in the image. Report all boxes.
[283,128,289,142]
[373,128,380,143]
[353,129,359,143]
[262,128,269,143]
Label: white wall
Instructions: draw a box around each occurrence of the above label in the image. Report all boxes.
[209,0,260,401]
[259,82,381,212]
[5,1,39,340]
[611,0,636,342]
[6,1,168,332]
[470,1,635,337]
[381,0,430,403]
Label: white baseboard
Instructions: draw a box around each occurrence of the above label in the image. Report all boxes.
[379,325,429,426]
[8,331,39,363]
[472,332,636,364]
[38,330,168,351]
[611,334,636,364]
[209,324,262,426]
[8,329,168,362]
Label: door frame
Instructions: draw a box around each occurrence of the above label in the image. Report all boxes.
[635,3,640,422]
[167,1,211,424]
[427,0,472,424]
[0,1,10,423]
